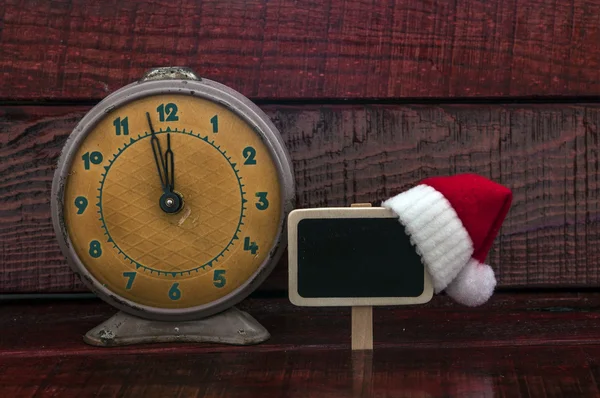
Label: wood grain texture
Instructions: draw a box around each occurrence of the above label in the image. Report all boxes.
[2,346,600,397]
[2,294,600,397]
[2,0,600,100]
[2,293,600,356]
[1,103,600,292]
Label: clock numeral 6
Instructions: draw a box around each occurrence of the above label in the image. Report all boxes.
[169,282,182,300]
[243,146,256,165]
[89,240,102,258]
[123,272,136,290]
[213,270,226,288]
[244,237,259,255]
[82,151,103,170]
[255,192,269,210]
[74,196,88,214]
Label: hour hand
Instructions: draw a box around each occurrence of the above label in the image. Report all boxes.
[165,133,174,192]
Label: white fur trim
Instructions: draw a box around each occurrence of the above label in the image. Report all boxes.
[445,259,496,306]
[382,184,474,293]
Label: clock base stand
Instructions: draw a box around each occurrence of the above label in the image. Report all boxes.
[83,306,270,347]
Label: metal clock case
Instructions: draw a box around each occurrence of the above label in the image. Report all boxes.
[51,67,294,343]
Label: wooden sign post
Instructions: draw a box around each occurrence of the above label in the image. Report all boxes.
[349,203,374,351]
[287,204,433,351]
[351,305,373,350]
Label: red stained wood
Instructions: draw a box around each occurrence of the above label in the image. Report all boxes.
[2,346,600,397]
[2,103,600,292]
[2,0,600,100]
[1,294,600,397]
[2,293,600,357]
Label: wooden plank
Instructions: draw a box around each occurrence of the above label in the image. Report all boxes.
[2,293,600,356]
[2,345,600,397]
[2,0,600,100]
[5,294,600,397]
[1,103,600,292]
[2,294,600,398]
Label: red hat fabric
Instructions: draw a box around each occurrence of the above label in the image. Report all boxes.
[382,174,512,306]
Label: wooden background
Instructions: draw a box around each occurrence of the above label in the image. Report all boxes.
[1,0,600,293]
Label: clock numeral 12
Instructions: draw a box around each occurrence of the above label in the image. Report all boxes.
[169,283,181,300]
[157,103,179,122]
[213,270,226,288]
[244,237,259,254]
[113,116,129,135]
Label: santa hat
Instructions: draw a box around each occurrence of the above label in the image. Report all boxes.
[382,174,512,306]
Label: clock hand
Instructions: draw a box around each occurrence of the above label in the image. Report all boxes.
[146,112,169,192]
[165,133,174,192]
[147,112,182,214]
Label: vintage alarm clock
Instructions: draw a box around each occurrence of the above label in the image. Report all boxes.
[51,67,295,345]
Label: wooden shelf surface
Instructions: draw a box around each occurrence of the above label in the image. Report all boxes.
[1,293,600,396]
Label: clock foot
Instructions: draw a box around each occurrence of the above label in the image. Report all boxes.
[83,306,270,347]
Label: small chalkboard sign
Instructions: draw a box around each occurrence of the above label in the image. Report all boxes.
[288,207,433,307]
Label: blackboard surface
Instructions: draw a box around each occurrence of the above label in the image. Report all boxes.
[296,218,425,299]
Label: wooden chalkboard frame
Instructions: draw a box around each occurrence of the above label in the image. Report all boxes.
[287,207,434,307]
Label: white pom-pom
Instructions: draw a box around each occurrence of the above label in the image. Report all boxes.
[444,259,496,306]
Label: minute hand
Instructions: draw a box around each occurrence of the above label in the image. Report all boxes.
[146,112,169,192]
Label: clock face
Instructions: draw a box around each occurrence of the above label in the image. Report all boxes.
[61,93,283,311]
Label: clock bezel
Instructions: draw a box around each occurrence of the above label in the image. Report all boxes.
[51,75,295,322]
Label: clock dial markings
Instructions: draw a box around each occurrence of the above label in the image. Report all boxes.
[62,94,283,311]
[97,128,246,277]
